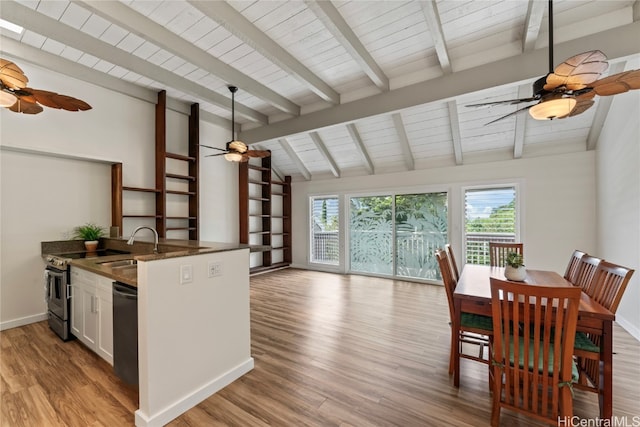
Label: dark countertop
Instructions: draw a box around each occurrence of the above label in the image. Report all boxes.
[43,238,253,287]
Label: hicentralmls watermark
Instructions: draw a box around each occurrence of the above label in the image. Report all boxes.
[557,416,640,427]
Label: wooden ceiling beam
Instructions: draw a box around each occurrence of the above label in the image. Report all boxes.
[391,114,415,170]
[278,138,311,181]
[346,124,374,175]
[189,0,340,105]
[420,0,451,74]
[1,0,266,123]
[310,132,341,178]
[73,0,300,116]
[239,21,640,143]
[305,0,388,91]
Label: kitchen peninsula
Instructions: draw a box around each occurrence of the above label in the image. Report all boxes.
[42,238,254,427]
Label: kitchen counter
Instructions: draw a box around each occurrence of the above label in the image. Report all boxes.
[44,238,254,287]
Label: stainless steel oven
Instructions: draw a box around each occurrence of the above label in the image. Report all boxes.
[44,259,72,341]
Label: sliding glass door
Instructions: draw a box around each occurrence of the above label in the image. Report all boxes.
[349,196,393,275]
[349,192,448,280]
[395,192,448,280]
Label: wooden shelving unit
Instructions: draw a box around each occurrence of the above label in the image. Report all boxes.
[112,91,199,239]
[239,157,291,274]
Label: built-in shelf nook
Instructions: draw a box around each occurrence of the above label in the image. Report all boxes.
[239,155,292,274]
[112,90,199,239]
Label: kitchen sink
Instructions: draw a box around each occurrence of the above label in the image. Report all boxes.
[98,259,137,268]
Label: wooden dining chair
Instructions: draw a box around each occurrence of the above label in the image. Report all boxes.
[572,255,602,295]
[564,249,587,284]
[489,277,581,426]
[488,242,523,267]
[435,249,492,375]
[445,243,460,282]
[574,261,635,399]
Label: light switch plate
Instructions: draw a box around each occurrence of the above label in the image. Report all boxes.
[208,261,222,277]
[180,265,193,284]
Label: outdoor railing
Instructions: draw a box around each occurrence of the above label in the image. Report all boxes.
[465,232,516,265]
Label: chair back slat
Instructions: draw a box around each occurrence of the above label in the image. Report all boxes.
[445,244,460,282]
[435,249,457,322]
[564,250,587,284]
[489,242,524,267]
[590,261,634,314]
[573,255,602,295]
[490,278,580,425]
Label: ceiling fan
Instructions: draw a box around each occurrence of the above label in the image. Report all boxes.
[0,58,92,114]
[200,85,270,162]
[466,0,640,125]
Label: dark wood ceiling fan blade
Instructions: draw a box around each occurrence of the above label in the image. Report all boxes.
[0,59,29,89]
[198,143,228,152]
[205,152,227,157]
[8,99,43,114]
[466,97,538,107]
[27,88,91,111]
[245,150,271,158]
[544,50,608,91]
[566,98,595,117]
[483,104,534,125]
[589,69,640,96]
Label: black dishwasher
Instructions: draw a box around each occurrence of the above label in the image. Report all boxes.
[112,282,138,385]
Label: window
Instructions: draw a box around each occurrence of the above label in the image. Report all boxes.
[310,196,339,265]
[464,186,518,265]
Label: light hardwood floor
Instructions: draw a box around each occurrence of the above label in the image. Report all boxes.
[2,268,639,426]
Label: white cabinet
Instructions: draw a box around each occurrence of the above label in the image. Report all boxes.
[70,267,113,365]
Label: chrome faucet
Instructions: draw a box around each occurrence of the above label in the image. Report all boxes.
[127,226,159,253]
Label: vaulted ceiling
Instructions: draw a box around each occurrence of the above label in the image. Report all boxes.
[1,0,639,181]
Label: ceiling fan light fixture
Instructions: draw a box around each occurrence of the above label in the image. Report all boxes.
[228,140,247,153]
[529,96,576,120]
[224,152,244,162]
[0,89,17,107]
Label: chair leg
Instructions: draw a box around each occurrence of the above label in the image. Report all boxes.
[490,366,501,426]
[449,331,457,375]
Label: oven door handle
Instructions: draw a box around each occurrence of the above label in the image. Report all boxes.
[44,270,50,303]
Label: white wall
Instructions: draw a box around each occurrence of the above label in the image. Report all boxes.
[595,88,640,340]
[292,151,597,277]
[0,60,236,328]
[136,249,253,426]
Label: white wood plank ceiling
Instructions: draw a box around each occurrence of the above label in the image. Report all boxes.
[1,0,639,181]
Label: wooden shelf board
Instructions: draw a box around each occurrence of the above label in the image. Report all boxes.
[166,227,197,231]
[248,164,270,171]
[123,214,163,218]
[166,173,196,181]
[123,186,161,193]
[250,214,270,218]
[166,216,197,220]
[166,152,196,162]
[249,180,270,186]
[271,233,290,236]
[271,180,287,185]
[249,231,270,235]
[167,190,196,196]
[250,262,290,275]
[249,197,269,201]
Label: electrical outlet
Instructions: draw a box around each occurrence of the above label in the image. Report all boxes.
[208,261,222,277]
[180,265,193,284]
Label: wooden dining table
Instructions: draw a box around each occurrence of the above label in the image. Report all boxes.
[452,264,615,419]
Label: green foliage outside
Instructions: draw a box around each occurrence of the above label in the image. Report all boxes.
[466,200,515,233]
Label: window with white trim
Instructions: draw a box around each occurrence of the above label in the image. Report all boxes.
[310,196,339,265]
[464,186,519,265]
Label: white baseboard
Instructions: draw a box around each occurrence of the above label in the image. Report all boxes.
[616,316,640,342]
[0,313,48,331]
[134,357,254,427]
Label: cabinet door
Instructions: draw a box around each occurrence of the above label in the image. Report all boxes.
[70,283,83,338]
[82,287,98,347]
[96,279,114,365]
